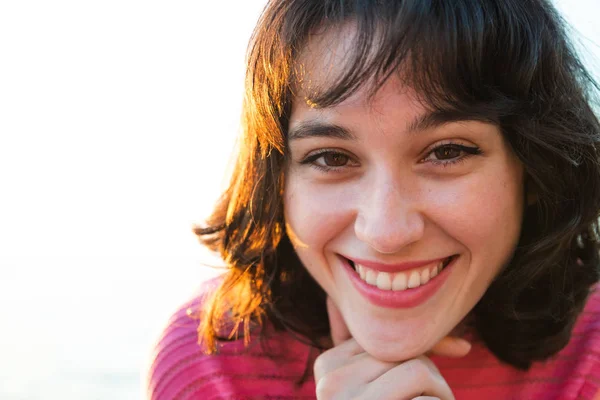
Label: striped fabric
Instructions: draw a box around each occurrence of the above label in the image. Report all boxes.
[431,295,600,399]
[146,279,600,399]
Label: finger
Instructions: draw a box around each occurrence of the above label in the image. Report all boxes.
[326,296,352,347]
[315,352,398,399]
[313,338,363,383]
[331,351,397,383]
[362,356,454,400]
[429,336,471,358]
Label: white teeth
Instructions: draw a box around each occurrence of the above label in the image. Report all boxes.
[353,257,451,291]
[392,272,407,291]
[430,263,439,278]
[358,264,366,280]
[438,260,445,274]
[407,270,421,288]
[420,268,430,285]
[365,269,377,285]
[376,271,392,290]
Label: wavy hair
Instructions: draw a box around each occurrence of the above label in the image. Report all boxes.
[194,0,600,370]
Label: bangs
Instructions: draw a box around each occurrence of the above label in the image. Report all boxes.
[276,0,566,120]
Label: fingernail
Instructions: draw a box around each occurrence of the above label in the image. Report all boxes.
[456,338,472,354]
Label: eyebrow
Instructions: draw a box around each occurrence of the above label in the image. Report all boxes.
[405,109,477,134]
[288,109,482,141]
[288,121,356,141]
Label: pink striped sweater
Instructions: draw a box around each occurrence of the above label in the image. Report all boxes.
[146,279,600,399]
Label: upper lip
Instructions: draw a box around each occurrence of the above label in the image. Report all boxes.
[343,255,451,273]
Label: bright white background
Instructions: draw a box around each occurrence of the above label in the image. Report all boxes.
[0,1,598,399]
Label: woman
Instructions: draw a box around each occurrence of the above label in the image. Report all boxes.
[147,0,600,398]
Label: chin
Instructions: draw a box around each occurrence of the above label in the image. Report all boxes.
[354,331,434,362]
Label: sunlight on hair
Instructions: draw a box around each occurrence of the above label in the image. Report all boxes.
[0,0,599,399]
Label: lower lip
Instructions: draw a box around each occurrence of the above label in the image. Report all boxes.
[341,256,456,308]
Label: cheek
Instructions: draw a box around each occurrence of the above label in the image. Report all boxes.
[472,177,522,242]
[427,171,524,265]
[283,177,354,249]
[283,176,357,294]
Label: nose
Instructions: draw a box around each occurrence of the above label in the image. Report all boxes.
[354,176,425,254]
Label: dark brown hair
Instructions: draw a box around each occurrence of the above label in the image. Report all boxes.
[195,0,600,370]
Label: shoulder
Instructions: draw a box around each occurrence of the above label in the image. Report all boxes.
[435,287,600,399]
[144,275,317,400]
[570,285,600,355]
[529,286,600,398]
[144,276,223,400]
[566,285,600,398]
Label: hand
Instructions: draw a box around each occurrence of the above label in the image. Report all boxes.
[314,297,471,400]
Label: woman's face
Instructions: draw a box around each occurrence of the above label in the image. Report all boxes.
[283,26,525,362]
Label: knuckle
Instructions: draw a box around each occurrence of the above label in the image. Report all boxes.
[315,373,341,400]
[313,353,329,380]
[314,379,331,399]
[403,358,431,383]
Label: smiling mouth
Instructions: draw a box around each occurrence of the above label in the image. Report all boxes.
[347,255,456,292]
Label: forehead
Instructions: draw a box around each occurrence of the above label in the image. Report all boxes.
[292,20,424,108]
[292,21,423,121]
[294,21,372,97]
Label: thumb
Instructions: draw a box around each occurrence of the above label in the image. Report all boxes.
[326,297,352,346]
[429,335,472,358]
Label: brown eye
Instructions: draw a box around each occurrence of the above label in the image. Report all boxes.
[323,152,349,166]
[300,149,359,172]
[421,142,481,167]
[433,146,462,160]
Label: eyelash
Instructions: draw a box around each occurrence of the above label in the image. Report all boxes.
[299,142,482,173]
